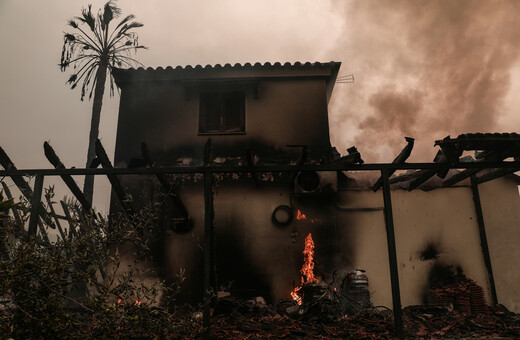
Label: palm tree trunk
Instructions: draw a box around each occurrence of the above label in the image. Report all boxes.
[83,62,108,205]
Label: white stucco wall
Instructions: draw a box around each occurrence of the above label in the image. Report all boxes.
[336,177,520,312]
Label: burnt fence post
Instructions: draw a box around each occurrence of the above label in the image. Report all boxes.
[27,174,44,241]
[203,169,214,339]
[381,168,404,338]
[203,138,214,340]
[470,175,498,306]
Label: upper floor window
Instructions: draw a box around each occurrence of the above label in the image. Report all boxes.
[199,91,245,134]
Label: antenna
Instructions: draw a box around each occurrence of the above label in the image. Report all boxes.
[336,74,354,84]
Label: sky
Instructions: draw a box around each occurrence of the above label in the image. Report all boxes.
[1,0,520,211]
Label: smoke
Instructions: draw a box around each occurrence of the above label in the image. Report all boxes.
[329,0,520,161]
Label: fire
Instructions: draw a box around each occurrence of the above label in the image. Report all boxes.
[296,209,321,224]
[291,233,318,305]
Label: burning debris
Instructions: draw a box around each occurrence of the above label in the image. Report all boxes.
[283,233,373,319]
[290,233,318,305]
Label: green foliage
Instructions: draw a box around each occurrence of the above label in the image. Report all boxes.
[0,192,201,338]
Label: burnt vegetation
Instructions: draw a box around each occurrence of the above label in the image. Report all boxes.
[0,189,199,339]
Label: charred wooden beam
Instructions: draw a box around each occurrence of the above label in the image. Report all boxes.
[141,142,189,219]
[443,168,481,187]
[407,169,439,191]
[1,182,24,231]
[27,174,44,241]
[0,146,34,199]
[203,169,214,340]
[0,147,55,229]
[381,168,404,338]
[470,176,498,306]
[406,151,448,191]
[95,139,134,215]
[443,149,511,187]
[43,142,92,213]
[373,137,414,191]
[476,164,520,184]
[3,161,520,177]
[388,170,424,184]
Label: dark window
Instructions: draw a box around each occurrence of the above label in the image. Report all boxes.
[199,92,245,134]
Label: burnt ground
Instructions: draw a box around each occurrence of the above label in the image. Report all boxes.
[202,303,520,339]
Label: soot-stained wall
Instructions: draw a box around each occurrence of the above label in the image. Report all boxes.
[113,64,337,166]
[111,63,342,304]
[335,177,520,312]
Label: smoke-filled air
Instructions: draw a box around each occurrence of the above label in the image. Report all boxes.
[329,0,520,161]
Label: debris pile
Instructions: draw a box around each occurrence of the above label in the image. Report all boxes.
[207,301,520,339]
[211,309,394,339]
[427,278,487,315]
[403,304,520,338]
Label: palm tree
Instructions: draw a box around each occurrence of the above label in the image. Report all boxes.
[60,1,146,205]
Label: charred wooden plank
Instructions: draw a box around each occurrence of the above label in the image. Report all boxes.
[27,174,44,241]
[443,168,481,187]
[407,151,448,190]
[470,176,498,306]
[0,147,55,229]
[373,137,414,191]
[141,142,189,219]
[0,146,34,199]
[381,168,404,338]
[43,142,92,213]
[203,169,214,340]
[388,170,424,184]
[95,139,134,215]
[408,169,439,191]
[476,163,520,184]
[1,182,24,230]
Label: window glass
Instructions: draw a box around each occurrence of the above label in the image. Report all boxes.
[199,92,245,134]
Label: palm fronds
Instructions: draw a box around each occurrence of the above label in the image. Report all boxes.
[60,1,146,101]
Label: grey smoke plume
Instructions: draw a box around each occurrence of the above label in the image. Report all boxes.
[329,0,520,162]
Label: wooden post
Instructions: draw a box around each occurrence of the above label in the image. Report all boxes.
[95,139,134,215]
[470,175,498,305]
[373,137,414,191]
[203,138,214,340]
[203,170,214,340]
[141,142,190,219]
[0,147,54,229]
[0,147,34,199]
[27,175,44,241]
[381,168,404,338]
[1,182,25,236]
[44,142,93,213]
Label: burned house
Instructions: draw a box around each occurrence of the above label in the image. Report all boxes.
[111,62,520,313]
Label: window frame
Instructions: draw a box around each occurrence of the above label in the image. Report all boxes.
[198,91,246,135]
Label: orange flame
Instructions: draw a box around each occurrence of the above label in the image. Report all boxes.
[296,209,307,220]
[291,233,318,305]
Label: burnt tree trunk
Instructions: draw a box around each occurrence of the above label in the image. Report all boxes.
[83,60,108,205]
